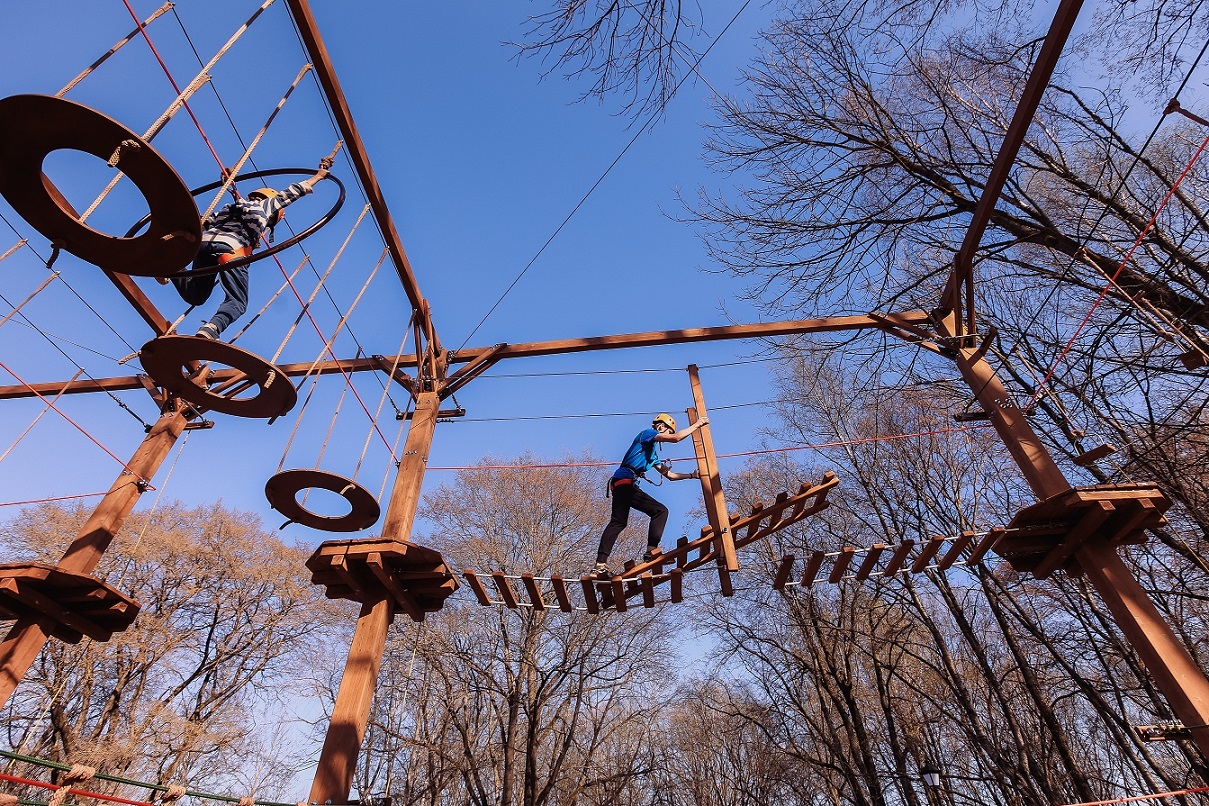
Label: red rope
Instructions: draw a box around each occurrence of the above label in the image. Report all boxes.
[0,360,148,482]
[0,491,109,508]
[1025,130,1209,410]
[0,771,154,806]
[119,0,227,172]
[1060,783,1209,805]
[425,425,990,471]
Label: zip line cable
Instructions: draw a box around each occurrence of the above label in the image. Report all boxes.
[425,424,989,471]
[454,0,757,353]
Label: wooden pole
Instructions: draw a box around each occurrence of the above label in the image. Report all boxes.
[939,316,1209,758]
[0,404,189,708]
[308,387,440,804]
[687,365,736,571]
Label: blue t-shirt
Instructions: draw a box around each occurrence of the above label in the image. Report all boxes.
[613,428,661,480]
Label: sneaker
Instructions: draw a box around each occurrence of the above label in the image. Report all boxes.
[592,562,611,579]
[154,275,170,286]
[195,323,219,340]
[642,547,662,563]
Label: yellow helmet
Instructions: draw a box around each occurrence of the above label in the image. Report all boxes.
[247,187,279,201]
[653,413,677,432]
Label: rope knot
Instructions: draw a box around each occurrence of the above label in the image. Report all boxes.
[107,139,142,167]
[47,765,96,806]
[237,797,256,806]
[158,784,187,804]
[0,794,19,806]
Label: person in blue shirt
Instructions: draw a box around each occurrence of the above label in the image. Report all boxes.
[592,412,708,577]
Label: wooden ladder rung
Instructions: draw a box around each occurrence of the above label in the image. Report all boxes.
[855,544,886,580]
[772,555,795,590]
[549,575,573,612]
[801,550,825,588]
[491,572,519,609]
[580,575,599,614]
[966,529,1003,565]
[828,547,855,583]
[520,573,546,611]
[938,532,975,570]
[882,539,915,577]
[463,570,492,606]
[910,536,946,573]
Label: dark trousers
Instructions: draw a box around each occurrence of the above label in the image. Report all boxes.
[171,242,249,336]
[596,480,669,563]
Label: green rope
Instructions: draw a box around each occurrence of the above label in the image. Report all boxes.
[0,751,304,806]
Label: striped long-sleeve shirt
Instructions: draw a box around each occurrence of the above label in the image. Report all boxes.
[201,182,312,249]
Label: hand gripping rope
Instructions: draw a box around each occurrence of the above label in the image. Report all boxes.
[123,167,345,278]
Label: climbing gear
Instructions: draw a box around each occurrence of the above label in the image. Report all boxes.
[213,244,254,264]
[247,187,279,201]
[653,413,676,431]
[606,476,634,498]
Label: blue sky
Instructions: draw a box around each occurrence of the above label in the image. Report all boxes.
[0,1,785,557]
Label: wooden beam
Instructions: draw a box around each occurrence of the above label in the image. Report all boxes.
[855,544,886,580]
[492,573,519,609]
[520,574,546,611]
[966,529,1003,565]
[882,540,915,577]
[1032,501,1115,579]
[5,313,933,400]
[463,571,492,606]
[910,537,947,573]
[772,556,796,590]
[687,367,737,572]
[579,576,599,615]
[938,532,975,571]
[549,575,573,612]
[828,547,856,583]
[801,551,825,588]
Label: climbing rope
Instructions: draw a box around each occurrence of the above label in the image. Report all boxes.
[0,369,85,467]
[0,492,110,509]
[355,323,413,479]
[56,2,174,98]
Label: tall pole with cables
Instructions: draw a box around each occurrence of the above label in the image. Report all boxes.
[0,401,191,708]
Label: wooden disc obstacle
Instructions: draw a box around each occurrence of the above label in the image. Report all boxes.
[265,469,381,532]
[464,472,839,612]
[306,537,459,622]
[0,563,139,643]
[139,335,298,419]
[0,95,200,275]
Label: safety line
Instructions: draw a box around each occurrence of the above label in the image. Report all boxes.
[0,750,298,806]
[425,425,990,471]
[0,770,152,806]
[1059,784,1209,805]
[120,0,235,172]
[0,491,109,509]
[455,0,756,351]
[1024,129,1209,410]
[0,360,149,483]
[0,368,85,467]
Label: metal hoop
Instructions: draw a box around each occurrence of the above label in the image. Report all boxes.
[139,335,297,419]
[265,469,381,532]
[123,168,345,278]
[0,95,201,274]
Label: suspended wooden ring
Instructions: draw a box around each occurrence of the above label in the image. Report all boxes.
[265,469,381,532]
[123,168,346,278]
[139,335,297,419]
[0,95,200,275]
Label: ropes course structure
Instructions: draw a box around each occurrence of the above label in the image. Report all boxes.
[0,0,1207,804]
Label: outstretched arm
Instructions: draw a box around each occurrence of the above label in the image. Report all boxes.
[653,417,708,444]
[655,462,700,481]
[297,156,333,193]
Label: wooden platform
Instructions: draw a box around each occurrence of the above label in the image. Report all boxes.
[993,483,1171,578]
[464,472,839,612]
[0,563,139,643]
[306,538,459,622]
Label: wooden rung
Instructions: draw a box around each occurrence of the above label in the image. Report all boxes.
[670,568,683,602]
[801,550,825,588]
[772,555,796,590]
[745,503,765,540]
[580,576,599,614]
[550,575,573,612]
[882,539,915,576]
[855,544,886,580]
[641,573,655,608]
[910,536,946,573]
[938,532,974,570]
[965,529,1002,565]
[1072,443,1117,467]
[675,536,690,567]
[1179,348,1208,369]
[520,574,546,611]
[718,564,734,597]
[463,570,492,606]
[598,578,615,610]
[611,579,627,612]
[770,491,790,523]
[828,547,856,583]
[491,572,519,609]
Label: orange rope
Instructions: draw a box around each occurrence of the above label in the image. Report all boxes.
[0,359,148,482]
[1060,784,1209,805]
[1025,130,1209,410]
[425,425,990,471]
[120,0,227,172]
